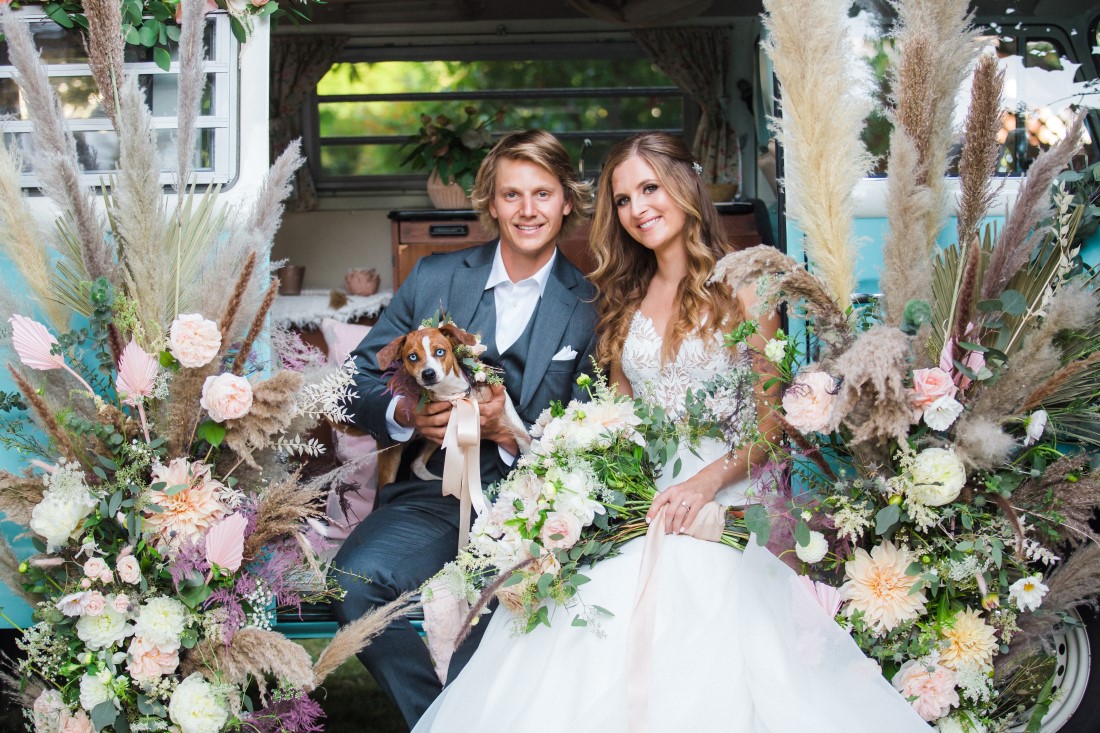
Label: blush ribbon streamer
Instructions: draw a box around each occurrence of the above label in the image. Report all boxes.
[441,397,487,550]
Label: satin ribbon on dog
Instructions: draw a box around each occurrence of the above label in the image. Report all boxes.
[441,397,488,550]
[626,502,725,733]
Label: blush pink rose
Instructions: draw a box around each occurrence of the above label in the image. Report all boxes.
[83,557,108,580]
[60,710,94,733]
[892,659,959,722]
[117,556,141,585]
[112,594,131,614]
[80,577,92,589]
[127,636,180,682]
[540,511,582,550]
[911,367,958,414]
[81,591,106,617]
[781,371,837,433]
[169,314,222,369]
[200,373,253,423]
[33,688,68,733]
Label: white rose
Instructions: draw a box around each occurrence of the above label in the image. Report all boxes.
[168,314,221,369]
[78,672,113,712]
[1024,409,1048,446]
[169,674,229,733]
[74,604,132,650]
[30,493,92,551]
[134,597,189,651]
[540,511,582,550]
[200,373,253,423]
[922,396,964,431]
[909,448,967,507]
[764,338,788,363]
[795,530,829,564]
[116,556,141,585]
[552,488,604,526]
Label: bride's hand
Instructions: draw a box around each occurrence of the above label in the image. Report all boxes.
[646,475,719,535]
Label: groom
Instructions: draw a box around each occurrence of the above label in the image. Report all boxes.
[334,129,598,728]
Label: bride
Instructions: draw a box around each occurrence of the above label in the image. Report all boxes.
[412,133,929,732]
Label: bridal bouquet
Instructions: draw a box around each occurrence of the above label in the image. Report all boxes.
[0,7,413,733]
[745,0,1100,730]
[422,373,753,680]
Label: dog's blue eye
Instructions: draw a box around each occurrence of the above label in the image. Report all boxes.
[435,348,446,357]
[407,354,418,362]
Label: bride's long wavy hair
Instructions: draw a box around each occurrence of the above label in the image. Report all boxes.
[590,132,742,366]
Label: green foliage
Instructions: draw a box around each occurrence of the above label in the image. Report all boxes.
[399,106,505,192]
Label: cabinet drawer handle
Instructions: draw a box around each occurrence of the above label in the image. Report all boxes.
[429,224,469,237]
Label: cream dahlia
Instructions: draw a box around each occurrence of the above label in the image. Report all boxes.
[841,541,927,633]
[144,458,227,549]
[939,608,997,672]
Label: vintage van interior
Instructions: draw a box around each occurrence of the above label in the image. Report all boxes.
[269,0,1100,294]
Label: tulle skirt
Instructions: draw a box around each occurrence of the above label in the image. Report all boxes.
[412,526,930,732]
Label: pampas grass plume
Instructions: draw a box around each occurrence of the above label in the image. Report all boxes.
[311,592,419,688]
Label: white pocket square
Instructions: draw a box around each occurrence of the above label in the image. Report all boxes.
[551,345,577,361]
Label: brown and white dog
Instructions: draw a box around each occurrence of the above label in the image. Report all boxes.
[375,323,530,486]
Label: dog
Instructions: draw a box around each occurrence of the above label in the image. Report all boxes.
[375,322,531,487]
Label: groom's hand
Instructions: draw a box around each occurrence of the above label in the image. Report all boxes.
[395,398,452,445]
[479,384,519,456]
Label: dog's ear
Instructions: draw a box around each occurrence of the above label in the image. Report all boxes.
[439,323,478,348]
[376,333,407,371]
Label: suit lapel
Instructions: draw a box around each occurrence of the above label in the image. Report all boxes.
[519,255,580,411]
[446,242,496,329]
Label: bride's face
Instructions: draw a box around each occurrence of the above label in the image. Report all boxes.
[610,155,686,256]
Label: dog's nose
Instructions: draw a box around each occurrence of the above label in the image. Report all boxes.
[421,368,437,384]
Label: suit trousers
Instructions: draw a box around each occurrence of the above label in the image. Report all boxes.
[331,479,488,728]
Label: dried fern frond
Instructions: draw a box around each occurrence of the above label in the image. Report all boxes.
[224,371,304,467]
[7,365,77,462]
[181,628,314,700]
[761,0,873,309]
[955,53,1005,247]
[1012,454,1100,548]
[232,277,280,376]
[311,592,418,689]
[243,472,324,560]
[0,469,45,526]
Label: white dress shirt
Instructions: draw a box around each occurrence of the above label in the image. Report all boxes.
[385,244,556,464]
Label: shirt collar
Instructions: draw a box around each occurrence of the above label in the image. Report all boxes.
[484,243,557,295]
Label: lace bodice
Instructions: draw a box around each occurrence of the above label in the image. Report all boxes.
[621,311,743,418]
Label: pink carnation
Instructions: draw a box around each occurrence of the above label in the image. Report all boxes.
[127,635,180,682]
[200,373,253,423]
[168,314,221,368]
[891,659,959,722]
[910,367,958,416]
[781,371,837,433]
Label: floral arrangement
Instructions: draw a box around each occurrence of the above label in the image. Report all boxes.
[421,374,752,680]
[736,0,1100,730]
[0,8,412,733]
[400,106,507,193]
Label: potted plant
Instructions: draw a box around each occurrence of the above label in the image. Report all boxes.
[401,106,505,208]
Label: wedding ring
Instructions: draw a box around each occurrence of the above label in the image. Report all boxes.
[680,501,690,508]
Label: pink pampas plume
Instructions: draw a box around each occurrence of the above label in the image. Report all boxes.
[116,338,159,442]
[9,314,97,396]
[799,575,844,618]
[205,512,247,578]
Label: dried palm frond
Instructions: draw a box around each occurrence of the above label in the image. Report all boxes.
[181,628,314,700]
[0,469,45,526]
[0,7,114,286]
[711,246,852,359]
[929,225,994,359]
[175,0,207,193]
[243,472,324,560]
[311,592,418,689]
[80,0,124,128]
[0,143,67,331]
[224,371,304,467]
[952,414,1015,470]
[1021,351,1100,414]
[761,0,873,310]
[982,111,1085,300]
[827,326,914,445]
[955,53,1005,247]
[1012,454,1100,548]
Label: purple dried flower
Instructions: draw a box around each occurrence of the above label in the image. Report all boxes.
[243,692,326,733]
[169,539,211,591]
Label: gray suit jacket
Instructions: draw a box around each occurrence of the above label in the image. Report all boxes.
[347,241,598,479]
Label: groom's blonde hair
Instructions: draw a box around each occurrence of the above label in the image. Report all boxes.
[589,132,742,366]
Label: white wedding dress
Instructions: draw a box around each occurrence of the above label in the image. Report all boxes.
[413,312,929,732]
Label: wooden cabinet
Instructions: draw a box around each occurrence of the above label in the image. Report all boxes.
[388,203,773,290]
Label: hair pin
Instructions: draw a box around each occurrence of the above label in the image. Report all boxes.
[692,161,703,177]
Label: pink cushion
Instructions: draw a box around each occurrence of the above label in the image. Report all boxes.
[320,318,372,364]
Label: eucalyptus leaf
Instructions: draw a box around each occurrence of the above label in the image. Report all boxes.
[875,504,900,535]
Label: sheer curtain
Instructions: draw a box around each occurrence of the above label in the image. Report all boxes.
[633,27,741,190]
[270,35,348,211]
